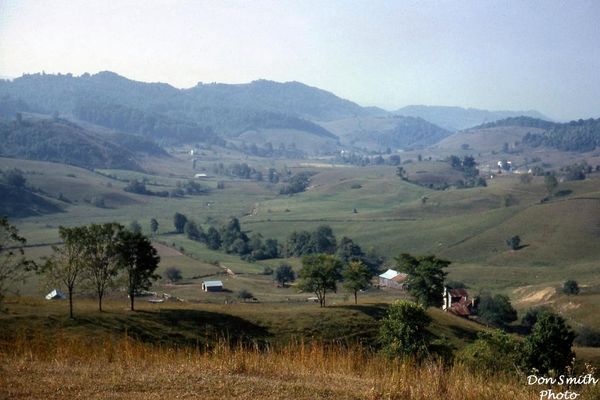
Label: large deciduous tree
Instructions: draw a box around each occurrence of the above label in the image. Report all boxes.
[275,263,295,287]
[395,253,449,307]
[117,230,160,311]
[298,254,342,307]
[0,217,33,307]
[378,300,433,359]
[84,223,123,312]
[523,312,575,374]
[173,212,188,234]
[342,261,372,304]
[44,226,87,318]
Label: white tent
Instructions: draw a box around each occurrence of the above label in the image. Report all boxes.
[45,289,66,300]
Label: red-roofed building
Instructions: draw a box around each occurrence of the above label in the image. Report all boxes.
[442,287,474,317]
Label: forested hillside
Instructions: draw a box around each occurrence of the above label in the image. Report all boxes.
[0,117,166,170]
[523,118,600,151]
[0,72,356,144]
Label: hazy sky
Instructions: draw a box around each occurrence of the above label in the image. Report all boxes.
[1,0,599,120]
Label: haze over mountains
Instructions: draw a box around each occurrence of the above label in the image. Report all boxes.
[396,105,551,131]
[1,71,597,162]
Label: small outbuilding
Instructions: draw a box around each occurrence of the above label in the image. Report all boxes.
[442,287,475,317]
[202,280,223,292]
[378,269,408,289]
[45,289,66,300]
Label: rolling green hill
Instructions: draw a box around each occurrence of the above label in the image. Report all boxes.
[0,117,167,171]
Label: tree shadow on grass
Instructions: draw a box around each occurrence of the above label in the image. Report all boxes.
[333,303,389,320]
[75,308,271,348]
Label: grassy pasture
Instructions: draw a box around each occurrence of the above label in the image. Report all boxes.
[3,154,600,334]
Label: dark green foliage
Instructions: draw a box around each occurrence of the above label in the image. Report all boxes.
[523,312,575,373]
[476,294,518,328]
[44,226,87,318]
[562,280,580,295]
[298,254,342,307]
[220,217,249,255]
[342,261,372,304]
[183,180,209,195]
[521,307,550,333]
[237,289,254,302]
[173,213,188,234]
[378,300,433,359]
[275,263,296,287]
[0,217,34,306]
[447,155,482,188]
[336,236,382,274]
[248,234,280,261]
[523,118,600,152]
[395,254,449,308]
[506,235,521,251]
[0,118,161,171]
[81,223,124,312]
[286,225,338,257]
[74,101,221,144]
[280,172,311,195]
[124,180,169,197]
[116,230,160,311]
[164,267,182,283]
[348,116,450,149]
[396,166,407,179]
[184,221,204,242]
[562,163,586,181]
[544,174,558,194]
[150,218,159,235]
[475,116,557,131]
[205,226,222,250]
[310,225,337,254]
[459,330,523,373]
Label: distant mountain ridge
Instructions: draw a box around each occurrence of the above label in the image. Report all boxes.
[0,72,369,144]
[0,71,560,152]
[395,105,550,131]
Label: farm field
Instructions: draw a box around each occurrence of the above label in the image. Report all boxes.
[3,152,600,333]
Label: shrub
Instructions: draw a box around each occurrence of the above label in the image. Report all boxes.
[506,235,521,250]
[164,267,182,283]
[562,280,580,295]
[522,312,575,373]
[378,300,433,360]
[476,294,518,328]
[459,330,522,373]
[237,289,254,302]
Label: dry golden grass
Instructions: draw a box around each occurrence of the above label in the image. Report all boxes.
[0,332,559,400]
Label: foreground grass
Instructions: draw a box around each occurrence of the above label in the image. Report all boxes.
[0,332,548,400]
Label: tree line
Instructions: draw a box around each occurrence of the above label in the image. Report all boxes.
[43,223,160,317]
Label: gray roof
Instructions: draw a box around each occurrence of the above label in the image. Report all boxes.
[203,280,223,287]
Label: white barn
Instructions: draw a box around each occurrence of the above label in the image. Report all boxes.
[378,269,408,289]
[202,280,223,292]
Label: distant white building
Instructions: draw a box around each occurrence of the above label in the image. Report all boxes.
[378,269,408,289]
[45,289,66,300]
[194,173,210,179]
[202,280,223,292]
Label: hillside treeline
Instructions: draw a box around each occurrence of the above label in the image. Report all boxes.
[0,118,150,170]
[523,118,600,152]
